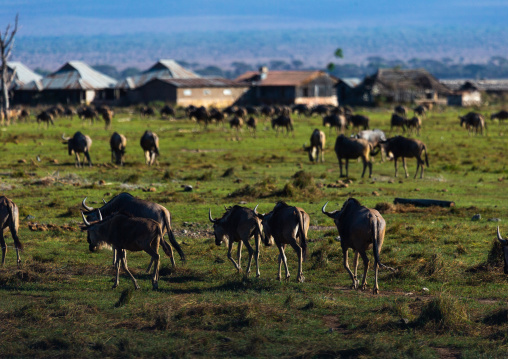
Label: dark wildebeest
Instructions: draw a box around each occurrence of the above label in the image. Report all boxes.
[321,198,393,294]
[355,129,387,161]
[140,130,159,166]
[459,112,486,135]
[209,205,264,277]
[234,107,248,118]
[18,108,30,122]
[271,115,294,135]
[394,105,407,116]
[254,202,309,282]
[0,196,22,267]
[347,114,369,131]
[101,109,114,129]
[404,116,422,135]
[36,111,54,128]
[311,104,330,116]
[63,107,76,120]
[490,110,508,123]
[260,105,275,119]
[390,113,406,133]
[323,114,347,134]
[381,136,429,178]
[303,128,326,163]
[140,106,156,118]
[246,106,259,116]
[496,227,508,274]
[246,116,257,135]
[80,107,100,124]
[229,116,243,131]
[209,107,225,126]
[62,132,93,167]
[110,132,127,165]
[81,211,168,290]
[413,105,427,118]
[160,105,175,119]
[292,104,309,117]
[188,106,210,127]
[82,193,185,268]
[334,134,373,178]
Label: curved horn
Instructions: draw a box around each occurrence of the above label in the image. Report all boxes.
[62,133,70,141]
[102,199,107,204]
[208,208,217,223]
[224,205,228,211]
[497,226,508,245]
[81,211,90,226]
[253,204,259,214]
[321,201,335,218]
[98,209,103,222]
[82,197,94,211]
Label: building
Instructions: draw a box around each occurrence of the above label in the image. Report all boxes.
[117,59,200,104]
[446,81,482,107]
[136,78,248,108]
[4,62,43,105]
[17,61,117,105]
[340,68,451,106]
[235,67,338,106]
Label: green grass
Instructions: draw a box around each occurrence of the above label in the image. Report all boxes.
[0,107,507,358]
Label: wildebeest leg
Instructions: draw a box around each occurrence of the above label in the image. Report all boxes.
[359,251,370,290]
[402,157,409,178]
[237,240,243,271]
[7,220,21,267]
[254,232,261,277]
[345,159,349,177]
[242,238,255,277]
[352,251,360,288]
[415,157,421,179]
[277,244,290,281]
[339,158,344,177]
[75,153,81,167]
[144,247,160,290]
[342,248,357,289]
[289,240,304,282]
[0,232,6,266]
[112,249,123,289]
[361,157,367,178]
[144,151,150,165]
[226,240,241,272]
[394,157,399,177]
[84,152,92,167]
[120,252,140,290]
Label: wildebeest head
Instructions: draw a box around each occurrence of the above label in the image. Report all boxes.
[208,208,228,245]
[497,227,508,274]
[80,210,110,252]
[82,197,108,223]
[252,205,274,246]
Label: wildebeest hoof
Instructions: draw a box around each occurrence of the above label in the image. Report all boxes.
[256,273,260,278]
[373,288,379,295]
[112,284,119,289]
[297,275,305,283]
[152,283,158,290]
[134,284,140,290]
[361,284,367,290]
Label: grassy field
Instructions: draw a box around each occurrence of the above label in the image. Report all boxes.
[0,107,507,358]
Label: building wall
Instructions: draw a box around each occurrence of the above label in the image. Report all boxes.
[295,96,337,106]
[176,87,247,108]
[447,91,481,107]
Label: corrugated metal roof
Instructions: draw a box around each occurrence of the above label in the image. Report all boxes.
[19,61,116,91]
[117,59,200,90]
[6,62,42,89]
[158,77,247,88]
[235,70,334,86]
[440,79,508,92]
[340,78,361,88]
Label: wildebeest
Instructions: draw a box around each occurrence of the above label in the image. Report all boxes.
[160,105,175,119]
[209,107,225,126]
[229,116,243,131]
[82,192,185,268]
[347,114,369,131]
[0,196,22,267]
[81,211,168,290]
[323,114,347,134]
[394,105,407,116]
[140,106,156,118]
[246,106,259,116]
[63,106,76,119]
[254,202,309,282]
[261,105,275,119]
[292,104,309,117]
[78,106,100,124]
[310,104,330,116]
[334,134,373,178]
[355,129,387,161]
[246,116,257,135]
[234,107,248,118]
[187,106,210,127]
[381,136,429,178]
[18,108,30,122]
[271,115,294,135]
[413,105,427,118]
[62,132,93,167]
[496,227,508,274]
[110,132,127,165]
[321,198,393,294]
[390,113,406,133]
[36,111,54,128]
[404,116,422,135]
[209,205,264,277]
[459,112,486,135]
[490,110,508,123]
[140,130,159,166]
[101,109,114,129]
[303,128,326,163]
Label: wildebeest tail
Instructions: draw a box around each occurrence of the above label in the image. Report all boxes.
[371,217,394,272]
[164,213,185,262]
[423,144,429,167]
[297,210,307,262]
[7,201,22,250]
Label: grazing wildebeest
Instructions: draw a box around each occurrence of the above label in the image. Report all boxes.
[292,104,309,117]
[390,113,406,133]
[459,112,486,135]
[261,105,275,119]
[490,110,508,123]
[323,114,347,134]
[321,198,393,294]
[80,106,100,124]
[83,193,185,268]
[36,111,54,128]
[246,116,257,135]
[63,106,76,120]
[254,202,309,282]
[188,106,210,127]
[303,128,326,163]
[234,107,248,118]
[209,205,264,277]
[140,130,159,166]
[355,129,387,161]
[347,114,369,131]
[496,227,508,274]
[160,105,175,119]
[81,211,168,290]
[110,132,127,165]
[394,105,407,116]
[381,136,429,178]
[271,115,294,135]
[404,116,422,135]
[62,132,93,167]
[0,196,22,267]
[311,104,330,116]
[140,106,156,118]
[413,105,427,118]
[334,134,373,178]
[209,107,225,126]
[101,109,114,129]
[229,116,243,131]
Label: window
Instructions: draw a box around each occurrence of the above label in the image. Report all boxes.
[183,89,192,96]
[203,89,211,95]
[223,89,232,95]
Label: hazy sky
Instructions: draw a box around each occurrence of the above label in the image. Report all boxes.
[1,0,505,36]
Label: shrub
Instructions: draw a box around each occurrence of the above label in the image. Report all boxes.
[414,293,470,332]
